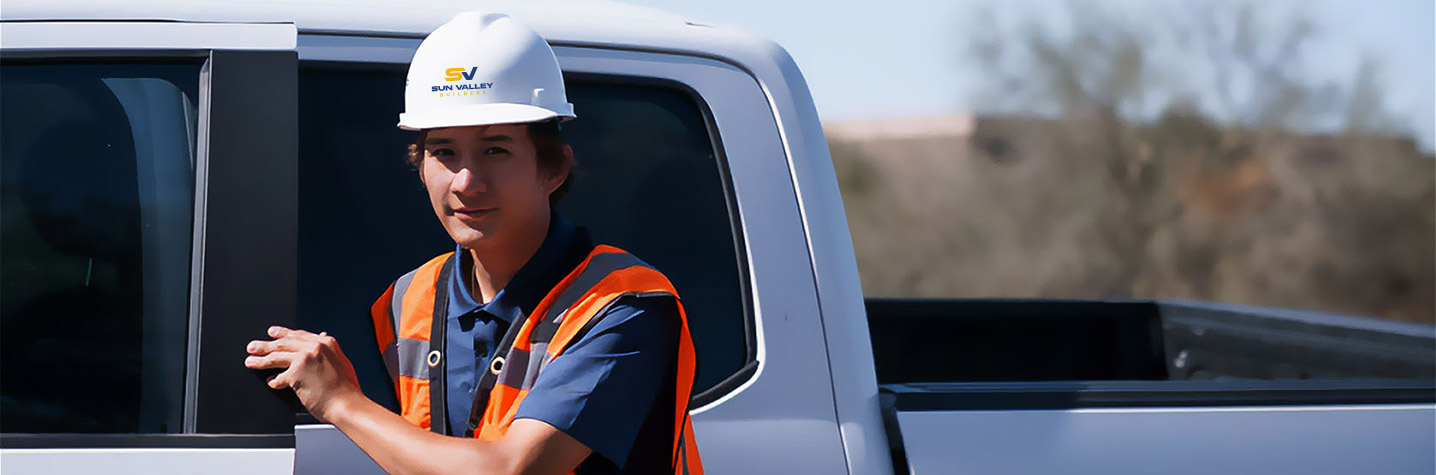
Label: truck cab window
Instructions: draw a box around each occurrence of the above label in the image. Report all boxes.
[1,62,199,434]
[297,67,750,409]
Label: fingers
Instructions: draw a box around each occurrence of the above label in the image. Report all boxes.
[243,329,339,369]
[266,326,323,341]
[247,339,287,356]
[243,326,350,397]
[267,368,295,390]
[248,327,326,355]
[247,326,299,357]
[247,336,317,355]
[244,350,299,370]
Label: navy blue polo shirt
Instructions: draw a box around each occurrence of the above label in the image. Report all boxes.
[443,214,681,473]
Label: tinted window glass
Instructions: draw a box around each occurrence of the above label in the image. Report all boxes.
[1,62,199,433]
[559,81,747,395]
[297,66,749,405]
[297,67,440,410]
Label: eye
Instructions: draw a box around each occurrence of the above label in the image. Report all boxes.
[483,146,510,156]
[427,148,456,159]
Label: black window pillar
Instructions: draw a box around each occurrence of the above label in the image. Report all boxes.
[186,49,299,436]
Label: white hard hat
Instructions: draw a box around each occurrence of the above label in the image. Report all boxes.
[397,12,575,131]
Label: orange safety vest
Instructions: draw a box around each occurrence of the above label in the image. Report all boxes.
[371,245,703,474]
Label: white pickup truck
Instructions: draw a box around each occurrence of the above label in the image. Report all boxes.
[2,1,1433,474]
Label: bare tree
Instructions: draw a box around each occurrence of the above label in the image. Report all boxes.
[825,0,1436,322]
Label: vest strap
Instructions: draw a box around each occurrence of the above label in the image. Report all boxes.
[464,292,534,437]
[426,255,455,436]
[529,251,650,344]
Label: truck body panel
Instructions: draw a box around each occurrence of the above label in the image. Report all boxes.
[0,448,294,475]
[896,404,1436,475]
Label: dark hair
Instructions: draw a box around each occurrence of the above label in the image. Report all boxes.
[406,120,573,207]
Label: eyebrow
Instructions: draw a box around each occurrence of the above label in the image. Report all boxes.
[423,135,514,146]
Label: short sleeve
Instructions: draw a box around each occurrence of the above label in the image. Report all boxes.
[513,296,680,469]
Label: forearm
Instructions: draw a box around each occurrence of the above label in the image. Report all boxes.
[327,395,505,475]
[243,327,573,473]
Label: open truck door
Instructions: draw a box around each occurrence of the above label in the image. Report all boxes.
[1,20,300,475]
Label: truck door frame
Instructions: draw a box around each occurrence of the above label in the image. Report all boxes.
[1,20,300,475]
[285,33,848,474]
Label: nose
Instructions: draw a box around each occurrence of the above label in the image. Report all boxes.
[449,167,486,195]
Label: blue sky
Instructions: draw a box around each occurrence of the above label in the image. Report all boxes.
[620,0,1435,151]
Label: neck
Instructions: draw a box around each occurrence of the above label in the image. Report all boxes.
[467,212,551,303]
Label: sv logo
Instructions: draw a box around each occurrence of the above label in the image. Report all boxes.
[444,67,479,82]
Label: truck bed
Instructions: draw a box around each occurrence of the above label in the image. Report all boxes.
[865,298,1436,474]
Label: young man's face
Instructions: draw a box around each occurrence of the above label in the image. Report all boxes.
[419,124,566,251]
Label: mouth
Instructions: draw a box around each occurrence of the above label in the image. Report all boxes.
[452,207,495,222]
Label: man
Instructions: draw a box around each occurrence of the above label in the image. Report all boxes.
[244,11,703,474]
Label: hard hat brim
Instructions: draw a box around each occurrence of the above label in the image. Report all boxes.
[397,102,575,131]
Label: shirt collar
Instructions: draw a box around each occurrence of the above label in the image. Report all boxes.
[447,212,593,323]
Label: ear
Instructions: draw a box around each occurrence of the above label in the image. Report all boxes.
[411,142,428,183]
[543,144,574,194]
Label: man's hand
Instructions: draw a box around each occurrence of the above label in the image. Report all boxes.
[243,327,593,474]
[244,326,363,422]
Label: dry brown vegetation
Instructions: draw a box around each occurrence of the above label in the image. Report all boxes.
[830,1,1435,324]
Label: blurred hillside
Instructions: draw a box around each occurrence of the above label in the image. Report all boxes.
[828,115,1434,324]
[827,0,1435,324]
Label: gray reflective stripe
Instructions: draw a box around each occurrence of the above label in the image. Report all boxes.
[531,252,655,344]
[391,268,419,341]
[523,342,547,388]
[528,342,551,384]
[496,341,554,389]
[496,347,528,388]
[543,252,647,323]
[381,269,421,382]
[381,343,399,381]
[538,351,556,375]
[396,337,430,379]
